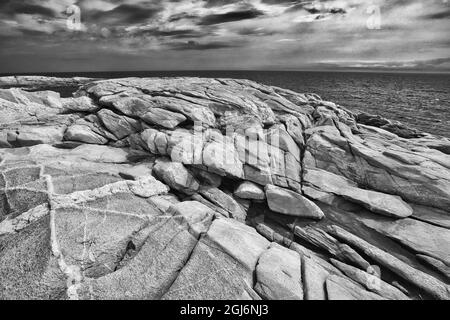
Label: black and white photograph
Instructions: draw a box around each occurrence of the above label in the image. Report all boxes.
[0,0,449,308]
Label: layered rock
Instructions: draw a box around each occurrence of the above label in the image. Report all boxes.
[234,181,265,200]
[1,76,449,300]
[265,184,325,220]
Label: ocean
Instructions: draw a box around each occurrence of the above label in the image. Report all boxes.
[11,70,450,138]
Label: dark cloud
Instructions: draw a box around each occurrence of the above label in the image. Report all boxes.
[168,40,241,50]
[198,9,264,25]
[422,9,450,20]
[237,27,278,36]
[167,13,198,22]
[305,7,320,14]
[88,4,162,25]
[286,2,347,15]
[132,28,210,39]
[330,8,346,14]
[0,1,56,18]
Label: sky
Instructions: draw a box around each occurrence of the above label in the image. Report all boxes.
[0,0,449,73]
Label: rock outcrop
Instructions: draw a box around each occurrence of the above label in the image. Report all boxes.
[0,76,449,300]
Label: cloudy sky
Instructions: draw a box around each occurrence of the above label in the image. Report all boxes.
[0,0,449,73]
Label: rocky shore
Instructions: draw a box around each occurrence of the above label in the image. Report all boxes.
[0,76,449,300]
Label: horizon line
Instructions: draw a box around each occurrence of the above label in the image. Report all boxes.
[1,69,450,77]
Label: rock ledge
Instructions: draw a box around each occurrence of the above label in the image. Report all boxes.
[1,76,449,300]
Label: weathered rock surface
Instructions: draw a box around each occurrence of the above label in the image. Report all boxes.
[328,225,450,300]
[141,108,187,129]
[305,124,450,211]
[254,243,303,300]
[167,201,215,238]
[362,218,450,265]
[303,168,413,218]
[0,76,94,90]
[234,181,265,200]
[162,218,269,300]
[330,259,409,300]
[152,158,199,195]
[302,256,329,300]
[417,255,450,281]
[1,76,449,300]
[97,109,141,140]
[265,184,324,219]
[326,275,385,300]
[199,187,247,222]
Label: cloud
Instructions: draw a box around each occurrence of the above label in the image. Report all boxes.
[0,1,57,18]
[87,4,163,25]
[315,57,450,71]
[422,8,450,20]
[167,39,242,50]
[198,8,265,25]
[0,0,449,72]
[131,27,210,39]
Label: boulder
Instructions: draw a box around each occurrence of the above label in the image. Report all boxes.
[302,256,329,300]
[234,181,265,200]
[303,168,413,218]
[127,175,170,198]
[362,218,450,265]
[254,243,303,300]
[64,118,109,144]
[200,187,247,222]
[189,167,222,188]
[141,128,169,155]
[265,184,324,220]
[97,109,141,140]
[62,96,99,113]
[141,108,187,129]
[202,140,244,178]
[152,159,199,195]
